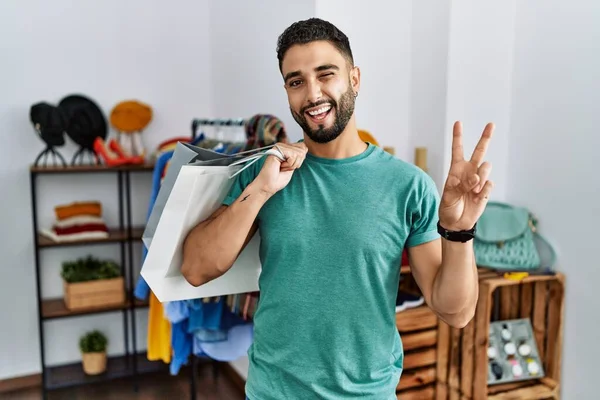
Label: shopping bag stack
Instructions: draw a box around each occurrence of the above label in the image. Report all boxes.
[140,142,283,302]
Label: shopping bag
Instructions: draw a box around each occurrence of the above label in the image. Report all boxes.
[142,142,241,250]
[141,142,283,302]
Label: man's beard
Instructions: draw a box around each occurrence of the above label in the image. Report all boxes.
[291,86,356,144]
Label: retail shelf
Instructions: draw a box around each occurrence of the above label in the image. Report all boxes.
[30,163,155,175]
[44,352,166,391]
[41,297,149,320]
[37,227,144,248]
[396,305,437,333]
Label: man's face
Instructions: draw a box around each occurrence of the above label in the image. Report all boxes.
[281,40,359,143]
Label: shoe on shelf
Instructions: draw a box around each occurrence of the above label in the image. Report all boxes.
[93,137,129,167]
[395,290,424,313]
[108,138,145,165]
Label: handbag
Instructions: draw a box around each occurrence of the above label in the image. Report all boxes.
[473,201,556,272]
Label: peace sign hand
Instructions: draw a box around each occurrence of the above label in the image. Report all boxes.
[439,121,494,232]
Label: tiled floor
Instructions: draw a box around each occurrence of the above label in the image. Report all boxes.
[2,364,243,400]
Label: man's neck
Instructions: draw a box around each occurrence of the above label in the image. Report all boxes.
[303,122,368,159]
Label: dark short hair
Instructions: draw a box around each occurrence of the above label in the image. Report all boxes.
[276,18,354,72]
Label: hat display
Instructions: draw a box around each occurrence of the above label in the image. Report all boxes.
[58,94,108,165]
[110,100,152,133]
[29,101,69,167]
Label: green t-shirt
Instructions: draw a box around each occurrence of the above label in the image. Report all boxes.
[223,143,440,400]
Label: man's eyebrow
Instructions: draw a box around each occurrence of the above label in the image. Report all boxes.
[315,64,339,72]
[284,64,340,83]
[284,70,301,83]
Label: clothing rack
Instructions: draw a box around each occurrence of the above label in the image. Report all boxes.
[191,118,246,140]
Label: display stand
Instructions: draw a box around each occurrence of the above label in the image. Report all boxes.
[436,269,565,400]
[28,163,165,399]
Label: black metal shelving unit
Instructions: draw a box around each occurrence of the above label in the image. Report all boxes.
[28,162,166,399]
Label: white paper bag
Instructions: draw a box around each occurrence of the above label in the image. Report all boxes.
[141,146,284,303]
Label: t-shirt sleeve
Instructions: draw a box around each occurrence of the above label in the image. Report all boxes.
[405,174,441,247]
[222,158,263,206]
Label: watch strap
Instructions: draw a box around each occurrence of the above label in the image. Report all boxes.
[437,221,477,243]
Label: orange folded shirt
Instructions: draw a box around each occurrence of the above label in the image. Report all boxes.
[55,201,102,220]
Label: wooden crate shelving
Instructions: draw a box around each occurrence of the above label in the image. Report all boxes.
[436,269,565,400]
[396,269,440,399]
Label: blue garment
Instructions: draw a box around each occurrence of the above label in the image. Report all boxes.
[165,301,189,324]
[198,323,253,361]
[170,319,192,375]
[134,149,176,301]
[187,298,224,335]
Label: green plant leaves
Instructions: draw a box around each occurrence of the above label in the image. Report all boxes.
[79,330,108,353]
[61,255,121,283]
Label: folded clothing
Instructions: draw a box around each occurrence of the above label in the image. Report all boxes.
[43,201,109,243]
[55,201,102,220]
[53,215,105,228]
[40,228,109,242]
[53,223,108,235]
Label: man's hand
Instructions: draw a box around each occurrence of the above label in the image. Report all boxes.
[255,142,308,196]
[439,121,494,231]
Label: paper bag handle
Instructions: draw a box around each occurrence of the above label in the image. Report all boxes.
[229,146,286,179]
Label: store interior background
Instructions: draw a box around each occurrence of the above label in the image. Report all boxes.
[0,0,597,399]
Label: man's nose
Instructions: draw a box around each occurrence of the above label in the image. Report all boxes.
[306,80,323,104]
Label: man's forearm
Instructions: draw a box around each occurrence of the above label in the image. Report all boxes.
[431,239,478,316]
[181,181,271,286]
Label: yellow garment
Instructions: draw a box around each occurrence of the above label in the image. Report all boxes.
[146,291,172,363]
[358,129,379,146]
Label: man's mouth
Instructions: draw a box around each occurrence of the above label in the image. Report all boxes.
[305,104,332,122]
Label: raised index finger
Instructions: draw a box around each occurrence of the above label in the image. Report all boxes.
[451,121,464,163]
[470,122,494,165]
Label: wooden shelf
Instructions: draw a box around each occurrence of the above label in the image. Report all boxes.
[400,265,411,274]
[487,377,559,399]
[396,305,437,333]
[41,297,148,319]
[45,352,165,390]
[38,227,144,248]
[30,163,154,174]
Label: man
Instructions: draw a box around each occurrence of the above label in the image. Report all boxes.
[182,18,494,400]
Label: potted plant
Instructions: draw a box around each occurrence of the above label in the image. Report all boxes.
[61,255,125,310]
[79,330,108,375]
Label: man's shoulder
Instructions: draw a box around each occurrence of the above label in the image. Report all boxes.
[372,147,436,190]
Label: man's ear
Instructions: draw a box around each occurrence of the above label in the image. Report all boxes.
[351,66,361,94]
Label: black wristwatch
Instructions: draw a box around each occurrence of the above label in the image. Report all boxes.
[437,221,477,243]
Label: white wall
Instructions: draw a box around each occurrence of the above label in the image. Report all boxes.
[508,1,600,398]
[409,0,451,190]
[0,0,211,380]
[208,0,315,143]
[442,0,517,200]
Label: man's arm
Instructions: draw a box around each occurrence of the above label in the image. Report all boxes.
[406,121,494,328]
[181,181,270,287]
[407,238,479,329]
[180,141,308,287]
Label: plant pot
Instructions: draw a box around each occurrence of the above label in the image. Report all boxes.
[63,277,125,310]
[81,351,107,375]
